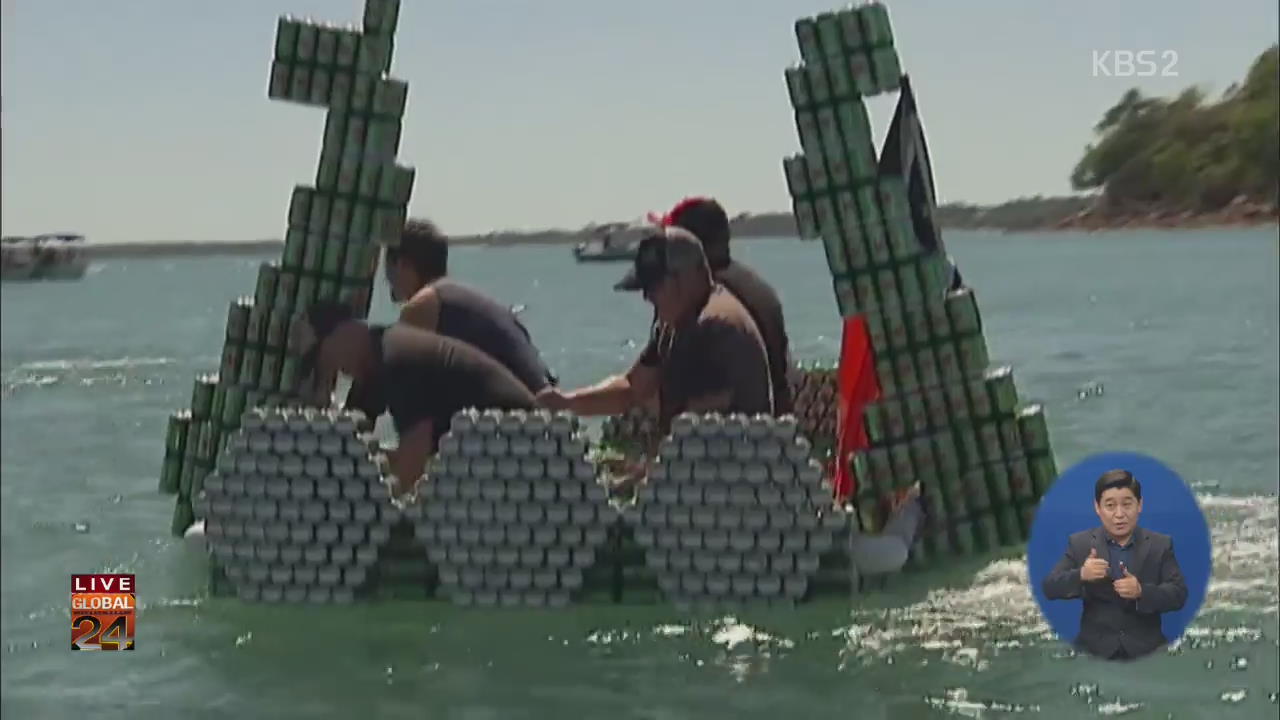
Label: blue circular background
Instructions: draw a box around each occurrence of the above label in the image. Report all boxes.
[1026,451,1213,648]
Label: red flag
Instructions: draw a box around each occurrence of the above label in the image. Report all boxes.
[832,314,881,500]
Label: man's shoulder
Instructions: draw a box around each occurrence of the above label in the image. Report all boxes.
[717,261,782,304]
[1067,528,1100,546]
[1138,528,1173,547]
[697,287,760,336]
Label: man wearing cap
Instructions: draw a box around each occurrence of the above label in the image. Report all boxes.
[294,300,538,495]
[536,226,773,439]
[653,197,794,415]
[381,218,557,394]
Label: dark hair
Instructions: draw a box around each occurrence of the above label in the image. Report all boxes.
[387,218,449,283]
[668,197,731,250]
[1095,469,1142,503]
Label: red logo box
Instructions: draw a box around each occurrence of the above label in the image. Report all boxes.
[71,574,135,651]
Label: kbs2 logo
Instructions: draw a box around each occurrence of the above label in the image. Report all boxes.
[1092,50,1179,77]
[71,574,136,651]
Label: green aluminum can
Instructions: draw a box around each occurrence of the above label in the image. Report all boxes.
[956,335,991,377]
[783,155,810,199]
[963,470,990,514]
[794,17,822,65]
[953,424,982,469]
[308,193,332,234]
[867,448,893,492]
[793,198,820,239]
[816,107,843,161]
[274,270,299,310]
[785,67,812,111]
[329,71,353,110]
[219,342,243,382]
[861,404,885,444]
[316,146,341,191]
[916,347,941,390]
[984,463,1012,507]
[295,21,318,62]
[356,34,391,75]
[833,276,858,317]
[268,60,291,100]
[837,7,866,51]
[889,443,914,484]
[903,304,931,348]
[1007,457,1034,502]
[985,366,1018,415]
[871,46,902,95]
[159,453,182,494]
[1017,404,1051,454]
[821,225,850,276]
[336,151,362,196]
[935,342,964,384]
[244,305,268,347]
[925,299,951,340]
[254,262,279,309]
[853,273,877,311]
[266,306,292,350]
[875,359,897,397]
[225,297,251,343]
[922,387,948,429]
[837,99,873,148]
[931,432,961,475]
[259,351,283,392]
[275,17,300,62]
[813,195,839,239]
[321,236,346,278]
[357,162,381,201]
[288,186,312,227]
[945,289,981,335]
[874,268,898,307]
[902,392,927,436]
[165,409,192,455]
[363,0,401,36]
[283,226,306,270]
[862,222,891,268]
[814,11,843,57]
[993,506,1021,546]
[834,191,870,269]
[887,217,920,264]
[309,68,332,106]
[295,275,318,310]
[318,278,340,302]
[191,376,216,420]
[795,111,823,158]
[378,165,416,206]
[342,240,379,283]
[366,117,402,162]
[894,353,919,393]
[302,232,325,274]
[221,384,247,427]
[917,255,950,301]
[944,381,972,424]
[335,27,360,68]
[343,115,367,152]
[807,65,832,108]
[864,310,890,358]
[1027,452,1058,497]
[240,348,262,388]
[860,2,895,48]
[171,497,195,538]
[826,55,854,101]
[350,73,373,111]
[910,436,937,477]
[978,422,1004,463]
[879,303,908,351]
[315,25,337,66]
[372,77,409,118]
[849,53,877,97]
[826,145,852,189]
[289,66,312,104]
[349,199,375,240]
[372,205,407,247]
[999,419,1022,461]
[279,355,301,394]
[209,384,227,434]
[196,423,218,464]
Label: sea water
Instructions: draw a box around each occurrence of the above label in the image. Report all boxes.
[1,229,1277,718]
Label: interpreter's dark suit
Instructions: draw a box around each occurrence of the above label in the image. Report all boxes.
[1042,527,1188,661]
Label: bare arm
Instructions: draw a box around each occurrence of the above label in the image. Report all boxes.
[558,356,659,416]
[398,286,440,331]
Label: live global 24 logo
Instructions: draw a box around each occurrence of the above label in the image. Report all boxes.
[71,574,136,651]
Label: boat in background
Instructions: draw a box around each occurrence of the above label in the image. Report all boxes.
[1,234,90,281]
[572,222,646,262]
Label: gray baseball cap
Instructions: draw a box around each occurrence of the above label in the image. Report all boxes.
[614,226,709,292]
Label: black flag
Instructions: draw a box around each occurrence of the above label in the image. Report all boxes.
[878,75,946,259]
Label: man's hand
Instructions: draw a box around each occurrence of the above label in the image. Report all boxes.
[1080,547,1110,582]
[1114,563,1143,599]
[536,387,571,411]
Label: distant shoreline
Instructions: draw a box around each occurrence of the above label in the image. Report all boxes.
[72,196,1278,259]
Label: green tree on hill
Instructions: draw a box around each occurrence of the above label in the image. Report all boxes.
[1071,45,1279,211]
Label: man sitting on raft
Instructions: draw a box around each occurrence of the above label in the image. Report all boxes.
[295,300,537,495]
[653,197,795,416]
[537,225,773,442]
[383,218,557,394]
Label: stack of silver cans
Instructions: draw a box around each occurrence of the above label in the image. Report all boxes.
[405,409,614,608]
[628,412,851,607]
[196,406,397,604]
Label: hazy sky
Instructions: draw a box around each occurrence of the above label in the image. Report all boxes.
[2,0,1276,243]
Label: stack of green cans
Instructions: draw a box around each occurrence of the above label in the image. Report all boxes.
[783,4,1059,570]
[161,0,415,538]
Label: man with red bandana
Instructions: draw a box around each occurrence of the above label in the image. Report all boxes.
[651,197,794,415]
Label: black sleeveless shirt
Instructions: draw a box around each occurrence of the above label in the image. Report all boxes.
[432,278,556,393]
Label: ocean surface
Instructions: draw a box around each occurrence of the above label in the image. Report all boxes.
[1,229,1277,719]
